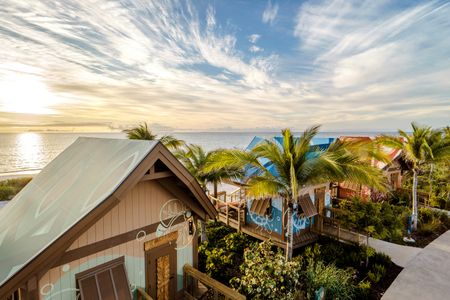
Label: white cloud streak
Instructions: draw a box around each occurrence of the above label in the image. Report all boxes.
[262,1,279,25]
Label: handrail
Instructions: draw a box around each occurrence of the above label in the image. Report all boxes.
[136,287,154,300]
[183,264,246,300]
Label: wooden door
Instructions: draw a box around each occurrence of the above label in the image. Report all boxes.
[146,242,177,300]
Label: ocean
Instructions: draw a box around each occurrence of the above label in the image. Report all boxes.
[0,131,388,174]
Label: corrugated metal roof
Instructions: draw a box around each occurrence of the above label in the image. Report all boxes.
[0,138,156,286]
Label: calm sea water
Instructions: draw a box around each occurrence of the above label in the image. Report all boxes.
[0,131,387,174]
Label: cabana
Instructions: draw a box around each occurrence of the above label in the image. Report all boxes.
[334,137,407,200]
[0,138,219,300]
[211,136,335,250]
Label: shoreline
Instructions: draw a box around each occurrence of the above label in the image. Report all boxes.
[0,169,40,181]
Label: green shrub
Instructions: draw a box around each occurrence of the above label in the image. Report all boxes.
[0,186,15,201]
[336,198,408,242]
[304,259,355,300]
[417,208,450,236]
[371,252,391,266]
[356,280,371,298]
[367,264,386,283]
[198,223,251,283]
[231,240,303,300]
[0,177,32,200]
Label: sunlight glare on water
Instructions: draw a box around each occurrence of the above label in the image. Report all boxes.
[16,132,44,171]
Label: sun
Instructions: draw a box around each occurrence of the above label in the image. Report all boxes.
[0,72,59,115]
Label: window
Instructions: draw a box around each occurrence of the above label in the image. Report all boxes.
[250,198,272,217]
[75,256,132,300]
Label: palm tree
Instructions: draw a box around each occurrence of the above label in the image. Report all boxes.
[175,144,244,242]
[175,144,244,197]
[206,126,385,259]
[124,122,185,150]
[377,123,450,230]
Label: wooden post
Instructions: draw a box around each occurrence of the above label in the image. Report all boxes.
[226,204,229,226]
[237,207,242,231]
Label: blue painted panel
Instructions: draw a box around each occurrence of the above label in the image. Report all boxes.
[246,198,283,235]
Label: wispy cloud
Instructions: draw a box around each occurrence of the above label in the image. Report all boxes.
[262,1,279,25]
[249,45,263,53]
[0,0,448,132]
[248,34,261,43]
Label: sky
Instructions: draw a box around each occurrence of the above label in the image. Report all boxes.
[0,0,449,132]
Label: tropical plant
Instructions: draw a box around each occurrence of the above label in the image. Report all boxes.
[175,144,244,197]
[175,144,244,242]
[198,223,251,283]
[123,122,185,149]
[336,198,408,242]
[231,240,303,300]
[377,123,450,230]
[205,126,386,259]
[304,259,355,300]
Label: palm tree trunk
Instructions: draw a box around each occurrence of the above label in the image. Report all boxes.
[285,205,293,261]
[412,169,419,231]
[213,181,218,198]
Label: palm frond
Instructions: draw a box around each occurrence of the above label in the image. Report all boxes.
[123,122,157,140]
[159,135,185,150]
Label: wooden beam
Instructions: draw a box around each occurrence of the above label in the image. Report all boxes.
[56,217,183,266]
[140,171,173,181]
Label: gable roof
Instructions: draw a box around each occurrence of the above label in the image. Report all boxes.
[0,137,216,295]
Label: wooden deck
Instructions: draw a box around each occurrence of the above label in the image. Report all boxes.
[211,191,371,250]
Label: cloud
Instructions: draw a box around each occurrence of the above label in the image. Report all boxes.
[262,1,279,25]
[248,34,261,43]
[0,0,448,132]
[249,45,263,53]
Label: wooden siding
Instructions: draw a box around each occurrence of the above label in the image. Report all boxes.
[38,180,191,300]
[66,181,171,252]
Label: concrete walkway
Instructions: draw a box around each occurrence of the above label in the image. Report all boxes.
[365,237,422,268]
[382,230,450,300]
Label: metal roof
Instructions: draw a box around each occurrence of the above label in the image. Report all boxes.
[0,138,156,286]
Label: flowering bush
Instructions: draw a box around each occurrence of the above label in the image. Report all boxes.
[231,240,303,300]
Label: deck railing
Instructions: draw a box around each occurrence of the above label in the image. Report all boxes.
[183,264,246,300]
[319,208,369,245]
[210,194,246,231]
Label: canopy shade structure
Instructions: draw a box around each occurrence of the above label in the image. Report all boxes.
[0,138,156,286]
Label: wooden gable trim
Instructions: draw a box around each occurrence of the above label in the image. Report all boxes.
[155,146,217,219]
[156,178,207,220]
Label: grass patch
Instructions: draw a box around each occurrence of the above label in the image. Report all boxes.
[0,177,32,200]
